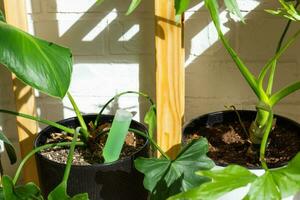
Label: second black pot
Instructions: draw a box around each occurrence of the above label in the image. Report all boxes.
[34,114,149,200]
[183,110,300,168]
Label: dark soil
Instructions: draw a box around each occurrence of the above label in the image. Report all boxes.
[184,120,300,168]
[41,122,146,165]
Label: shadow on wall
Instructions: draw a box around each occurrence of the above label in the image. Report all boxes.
[28,0,155,129]
[184,0,300,122]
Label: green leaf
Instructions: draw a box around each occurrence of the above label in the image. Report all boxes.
[246,171,280,200]
[205,0,220,29]
[0,188,4,200]
[2,175,43,200]
[270,81,300,106]
[70,193,89,200]
[271,152,300,198]
[126,0,142,15]
[48,182,68,200]
[169,165,257,200]
[135,138,214,199]
[266,0,300,21]
[0,131,17,164]
[175,0,191,15]
[48,182,89,200]
[144,104,156,139]
[224,0,245,22]
[0,10,5,22]
[0,21,72,98]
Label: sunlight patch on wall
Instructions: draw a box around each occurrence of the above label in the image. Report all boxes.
[184,2,205,22]
[82,8,118,41]
[63,63,140,120]
[185,0,260,68]
[56,0,96,37]
[118,24,140,42]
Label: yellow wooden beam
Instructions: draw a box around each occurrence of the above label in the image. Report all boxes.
[155,0,185,159]
[3,0,39,184]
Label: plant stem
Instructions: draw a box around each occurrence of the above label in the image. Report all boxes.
[94,91,155,127]
[129,128,170,160]
[258,28,300,85]
[62,127,80,182]
[13,141,84,184]
[259,110,274,170]
[67,92,89,140]
[266,1,299,96]
[0,109,75,134]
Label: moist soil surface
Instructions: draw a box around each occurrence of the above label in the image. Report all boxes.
[184,120,300,168]
[41,122,146,165]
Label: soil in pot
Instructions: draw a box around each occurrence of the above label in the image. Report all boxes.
[183,111,300,168]
[35,114,149,200]
[40,122,146,165]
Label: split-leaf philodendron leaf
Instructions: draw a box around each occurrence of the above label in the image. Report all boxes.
[246,152,300,200]
[2,175,43,200]
[0,131,17,164]
[170,153,300,200]
[135,138,214,200]
[47,182,89,200]
[0,21,72,98]
[169,165,257,200]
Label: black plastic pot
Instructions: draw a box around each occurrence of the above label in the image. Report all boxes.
[183,110,300,168]
[34,114,149,200]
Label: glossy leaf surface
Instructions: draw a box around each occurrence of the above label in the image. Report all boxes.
[2,175,43,200]
[0,131,17,164]
[169,165,257,200]
[135,138,214,199]
[0,21,72,98]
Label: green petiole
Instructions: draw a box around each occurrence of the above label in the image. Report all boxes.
[13,140,85,184]
[0,109,75,135]
[67,92,89,141]
[129,128,170,160]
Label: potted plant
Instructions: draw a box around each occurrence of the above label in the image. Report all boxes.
[166,0,300,199]
[0,8,153,200]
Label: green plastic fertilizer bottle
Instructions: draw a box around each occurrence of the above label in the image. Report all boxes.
[103,109,133,163]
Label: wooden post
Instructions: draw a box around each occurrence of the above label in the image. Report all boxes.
[155,0,184,159]
[3,0,39,184]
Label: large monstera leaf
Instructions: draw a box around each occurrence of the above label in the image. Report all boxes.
[0,20,72,98]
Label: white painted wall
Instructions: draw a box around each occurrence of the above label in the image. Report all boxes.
[26,0,156,128]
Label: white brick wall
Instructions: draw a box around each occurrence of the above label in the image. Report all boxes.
[26,0,156,127]
[185,0,300,122]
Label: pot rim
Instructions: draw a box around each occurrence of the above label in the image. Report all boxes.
[34,114,149,169]
[183,109,300,170]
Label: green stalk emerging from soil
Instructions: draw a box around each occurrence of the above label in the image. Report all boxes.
[205,0,300,168]
[13,140,85,184]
